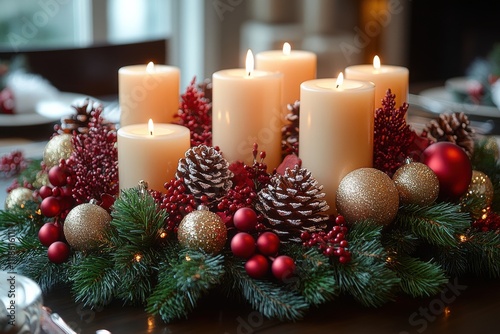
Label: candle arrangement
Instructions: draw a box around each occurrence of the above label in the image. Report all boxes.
[1,47,500,327]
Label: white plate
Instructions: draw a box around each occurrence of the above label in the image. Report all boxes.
[419,86,500,118]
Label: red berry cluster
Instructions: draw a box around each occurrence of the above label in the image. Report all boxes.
[472,211,500,232]
[301,215,351,264]
[38,222,70,264]
[38,162,75,220]
[157,178,197,232]
[0,88,15,114]
[230,207,295,281]
[0,150,27,178]
[217,185,257,220]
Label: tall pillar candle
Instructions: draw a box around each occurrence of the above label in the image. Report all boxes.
[212,51,283,170]
[345,56,408,108]
[256,43,316,122]
[299,75,375,214]
[117,121,190,193]
[119,62,180,126]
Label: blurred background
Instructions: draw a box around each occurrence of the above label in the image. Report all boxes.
[0,0,499,94]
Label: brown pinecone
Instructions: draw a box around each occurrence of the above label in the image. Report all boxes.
[256,165,329,242]
[281,100,300,157]
[57,99,96,134]
[176,145,233,202]
[422,112,475,158]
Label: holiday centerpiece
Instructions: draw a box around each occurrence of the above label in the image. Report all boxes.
[1,73,500,325]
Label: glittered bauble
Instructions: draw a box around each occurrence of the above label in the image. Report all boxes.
[43,134,74,168]
[38,222,61,247]
[392,161,439,206]
[483,136,499,160]
[231,232,256,258]
[421,142,472,200]
[63,203,112,251]
[233,207,258,232]
[272,255,296,282]
[177,209,228,254]
[40,196,62,218]
[245,254,269,279]
[47,241,70,264]
[4,187,33,210]
[336,168,399,225]
[256,232,280,256]
[460,170,494,219]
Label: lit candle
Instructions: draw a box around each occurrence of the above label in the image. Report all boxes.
[117,120,190,192]
[345,55,408,107]
[299,73,375,214]
[118,62,180,127]
[256,43,316,121]
[212,50,283,169]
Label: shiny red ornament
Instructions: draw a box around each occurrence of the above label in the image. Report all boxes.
[256,232,280,256]
[38,222,61,247]
[47,241,70,264]
[48,165,69,187]
[40,196,62,217]
[231,232,256,258]
[245,254,269,279]
[421,142,472,200]
[39,185,53,199]
[233,207,258,232]
[271,255,296,281]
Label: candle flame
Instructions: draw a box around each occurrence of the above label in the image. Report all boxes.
[148,119,154,136]
[246,49,254,76]
[373,55,381,70]
[336,72,344,88]
[146,61,155,73]
[283,42,291,56]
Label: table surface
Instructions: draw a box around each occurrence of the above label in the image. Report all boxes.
[2,91,500,334]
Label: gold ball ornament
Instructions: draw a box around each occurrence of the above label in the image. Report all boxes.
[177,209,227,254]
[336,168,399,225]
[43,134,74,168]
[63,202,112,251]
[392,161,439,206]
[460,170,494,219]
[5,187,34,210]
[483,136,499,160]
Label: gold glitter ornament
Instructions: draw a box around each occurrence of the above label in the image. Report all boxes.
[5,187,34,210]
[43,134,74,168]
[336,168,399,226]
[460,170,494,219]
[177,208,227,254]
[63,202,112,251]
[483,136,499,160]
[392,161,439,206]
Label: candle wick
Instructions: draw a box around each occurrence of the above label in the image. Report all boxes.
[248,71,251,77]
[336,84,339,88]
[150,131,153,136]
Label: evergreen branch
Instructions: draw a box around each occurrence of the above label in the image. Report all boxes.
[432,244,469,278]
[390,255,448,298]
[146,249,225,323]
[395,203,470,247]
[462,230,500,278]
[382,226,419,255]
[334,220,399,307]
[225,257,309,321]
[15,158,42,185]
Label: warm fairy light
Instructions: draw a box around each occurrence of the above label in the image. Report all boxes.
[283,42,291,56]
[336,72,344,89]
[444,306,451,317]
[373,55,381,70]
[185,255,191,261]
[459,235,467,243]
[147,316,155,332]
[146,61,155,73]
[159,231,167,239]
[246,49,254,77]
[134,253,142,262]
[148,119,154,136]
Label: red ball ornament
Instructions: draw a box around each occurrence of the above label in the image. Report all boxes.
[272,255,296,282]
[256,232,280,256]
[40,196,62,217]
[38,222,61,247]
[39,185,53,199]
[231,232,256,258]
[233,207,258,232]
[48,165,69,187]
[47,241,70,264]
[245,254,269,279]
[421,142,472,200]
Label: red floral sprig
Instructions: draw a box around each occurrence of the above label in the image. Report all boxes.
[472,210,500,232]
[0,150,27,178]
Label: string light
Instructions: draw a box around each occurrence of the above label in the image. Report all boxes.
[134,253,143,262]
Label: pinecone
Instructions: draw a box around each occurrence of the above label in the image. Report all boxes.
[281,101,300,157]
[255,165,329,242]
[422,112,475,158]
[56,99,100,134]
[176,145,233,202]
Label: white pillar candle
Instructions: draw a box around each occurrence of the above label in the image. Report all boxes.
[256,43,316,121]
[212,50,283,170]
[117,120,190,193]
[119,62,180,127]
[345,55,408,108]
[299,74,375,214]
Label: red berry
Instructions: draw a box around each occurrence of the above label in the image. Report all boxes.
[40,196,62,217]
[256,232,280,256]
[231,232,256,258]
[39,185,53,199]
[233,207,258,232]
[48,166,69,187]
[47,241,70,264]
[245,254,269,279]
[271,255,296,282]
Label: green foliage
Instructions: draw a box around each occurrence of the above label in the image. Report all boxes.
[461,230,500,278]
